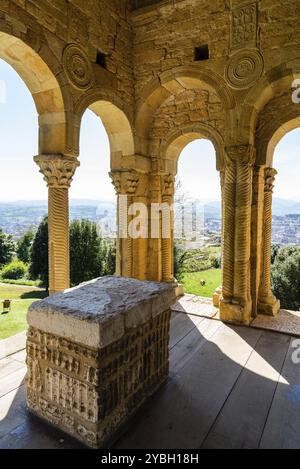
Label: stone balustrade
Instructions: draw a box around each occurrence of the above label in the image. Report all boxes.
[26,276,176,448]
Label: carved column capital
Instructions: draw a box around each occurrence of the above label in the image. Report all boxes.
[264,167,277,193]
[109,171,122,195]
[225,144,256,166]
[34,154,80,189]
[124,171,140,195]
[161,174,175,197]
[110,170,149,197]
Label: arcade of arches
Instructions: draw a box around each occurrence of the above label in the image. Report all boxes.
[1,0,300,327]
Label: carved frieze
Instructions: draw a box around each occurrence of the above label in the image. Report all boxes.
[231,2,258,50]
[26,308,171,448]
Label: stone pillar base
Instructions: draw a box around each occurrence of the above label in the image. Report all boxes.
[173,282,184,298]
[219,298,252,326]
[213,287,222,308]
[258,296,280,317]
[26,277,176,449]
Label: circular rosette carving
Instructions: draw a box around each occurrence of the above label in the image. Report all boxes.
[63,44,94,90]
[225,49,264,89]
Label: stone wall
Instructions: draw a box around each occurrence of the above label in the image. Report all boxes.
[132,0,229,96]
[0,0,134,120]
[151,89,225,140]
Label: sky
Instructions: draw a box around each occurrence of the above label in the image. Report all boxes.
[0,58,299,203]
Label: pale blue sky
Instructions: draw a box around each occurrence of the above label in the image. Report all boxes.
[0,58,299,202]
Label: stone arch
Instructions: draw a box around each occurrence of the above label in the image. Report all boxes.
[241,60,300,145]
[135,66,235,154]
[0,31,74,155]
[75,90,135,167]
[159,123,225,174]
[255,85,300,166]
[257,114,300,167]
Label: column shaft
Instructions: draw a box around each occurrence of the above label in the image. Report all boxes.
[258,168,280,316]
[222,162,236,301]
[220,145,254,325]
[48,187,69,294]
[233,161,253,305]
[213,170,225,307]
[250,165,265,317]
[161,175,175,283]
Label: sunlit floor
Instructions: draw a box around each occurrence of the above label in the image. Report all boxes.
[1,312,300,449]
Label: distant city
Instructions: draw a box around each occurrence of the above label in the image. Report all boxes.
[0,198,300,245]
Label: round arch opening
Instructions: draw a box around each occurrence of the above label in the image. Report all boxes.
[173,137,222,301]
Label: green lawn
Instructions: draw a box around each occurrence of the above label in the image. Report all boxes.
[181,269,222,298]
[0,283,47,340]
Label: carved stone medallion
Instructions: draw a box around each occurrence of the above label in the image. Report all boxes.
[63,44,94,90]
[225,49,263,89]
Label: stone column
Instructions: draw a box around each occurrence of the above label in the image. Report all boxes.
[220,157,236,305]
[250,165,265,317]
[110,172,123,276]
[110,170,149,280]
[213,169,225,307]
[161,174,175,283]
[34,154,79,295]
[148,173,163,282]
[220,145,255,325]
[258,168,280,316]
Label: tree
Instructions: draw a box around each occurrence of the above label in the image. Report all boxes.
[29,217,116,290]
[29,217,49,288]
[271,246,300,311]
[106,241,117,275]
[1,259,27,280]
[17,229,34,264]
[0,228,15,268]
[70,219,108,286]
[271,243,280,265]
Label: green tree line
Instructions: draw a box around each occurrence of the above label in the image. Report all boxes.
[0,217,116,290]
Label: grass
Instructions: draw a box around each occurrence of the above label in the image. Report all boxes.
[0,283,47,340]
[0,278,43,287]
[181,269,222,298]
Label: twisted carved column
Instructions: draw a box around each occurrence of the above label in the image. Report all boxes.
[234,147,254,306]
[161,174,175,283]
[258,168,280,316]
[148,174,162,281]
[213,169,225,307]
[221,158,236,303]
[250,165,265,317]
[220,145,254,325]
[110,170,148,279]
[34,154,79,295]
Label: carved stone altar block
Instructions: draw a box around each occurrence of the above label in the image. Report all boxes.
[26,276,175,448]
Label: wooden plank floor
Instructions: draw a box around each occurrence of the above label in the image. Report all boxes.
[0,313,300,449]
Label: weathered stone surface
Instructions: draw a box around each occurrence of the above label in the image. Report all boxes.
[28,276,175,348]
[26,277,175,448]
